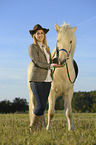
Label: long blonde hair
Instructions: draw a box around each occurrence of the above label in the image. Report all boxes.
[31,32,50,54]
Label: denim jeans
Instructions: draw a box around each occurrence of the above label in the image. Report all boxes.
[30,82,51,116]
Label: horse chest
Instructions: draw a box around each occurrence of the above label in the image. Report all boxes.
[52,66,74,95]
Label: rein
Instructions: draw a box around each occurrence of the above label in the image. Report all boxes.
[56,43,76,83]
[66,63,76,83]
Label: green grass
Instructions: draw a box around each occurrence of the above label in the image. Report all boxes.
[0,112,96,145]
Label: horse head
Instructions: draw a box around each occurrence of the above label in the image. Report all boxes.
[55,22,77,65]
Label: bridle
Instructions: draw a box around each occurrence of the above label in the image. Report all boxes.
[56,40,72,60]
[56,41,76,83]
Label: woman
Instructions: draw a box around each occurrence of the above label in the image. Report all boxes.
[28,24,63,130]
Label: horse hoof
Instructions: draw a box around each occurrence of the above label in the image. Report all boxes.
[46,125,49,130]
[46,125,52,130]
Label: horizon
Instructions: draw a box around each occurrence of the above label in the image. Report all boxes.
[0,90,96,102]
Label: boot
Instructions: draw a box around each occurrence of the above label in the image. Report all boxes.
[29,113,38,130]
[38,115,45,128]
[43,115,46,127]
[29,113,45,131]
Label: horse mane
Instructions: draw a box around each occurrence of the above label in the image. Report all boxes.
[61,22,70,27]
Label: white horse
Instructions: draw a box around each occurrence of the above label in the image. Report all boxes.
[46,22,78,131]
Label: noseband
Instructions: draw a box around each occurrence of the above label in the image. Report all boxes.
[59,48,69,58]
[56,42,72,60]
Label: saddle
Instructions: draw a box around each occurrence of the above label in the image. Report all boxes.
[73,59,78,79]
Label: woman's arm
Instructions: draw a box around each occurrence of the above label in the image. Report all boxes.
[28,44,50,69]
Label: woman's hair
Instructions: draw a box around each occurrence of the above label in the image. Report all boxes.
[31,32,50,54]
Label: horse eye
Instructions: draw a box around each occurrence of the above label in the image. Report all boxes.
[70,40,72,44]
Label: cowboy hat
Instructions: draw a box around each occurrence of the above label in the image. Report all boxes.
[29,24,49,36]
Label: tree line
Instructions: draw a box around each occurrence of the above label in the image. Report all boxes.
[55,90,96,112]
[0,98,28,113]
[0,91,96,113]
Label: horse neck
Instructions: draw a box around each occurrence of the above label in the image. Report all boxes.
[66,56,75,81]
[51,48,56,58]
[71,35,76,58]
[71,48,75,59]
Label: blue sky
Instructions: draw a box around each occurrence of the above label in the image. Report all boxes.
[0,0,96,102]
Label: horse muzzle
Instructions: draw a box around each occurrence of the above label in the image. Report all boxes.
[58,58,67,65]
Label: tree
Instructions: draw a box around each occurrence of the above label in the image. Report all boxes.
[0,97,28,113]
[0,100,11,113]
[55,96,64,110]
[72,91,96,113]
[11,97,28,113]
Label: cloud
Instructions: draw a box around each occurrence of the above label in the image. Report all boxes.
[77,16,96,26]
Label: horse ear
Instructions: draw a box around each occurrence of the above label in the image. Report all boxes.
[72,26,77,33]
[55,23,60,31]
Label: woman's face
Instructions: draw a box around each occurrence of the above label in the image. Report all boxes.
[35,29,45,43]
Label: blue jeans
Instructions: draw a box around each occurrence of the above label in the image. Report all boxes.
[30,82,51,116]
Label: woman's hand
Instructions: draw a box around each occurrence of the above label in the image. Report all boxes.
[51,63,64,68]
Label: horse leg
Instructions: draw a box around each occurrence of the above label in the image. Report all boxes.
[64,89,74,131]
[46,89,56,130]
[29,92,35,126]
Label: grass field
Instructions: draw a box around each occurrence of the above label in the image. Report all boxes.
[0,111,96,145]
